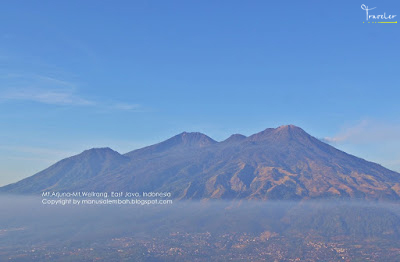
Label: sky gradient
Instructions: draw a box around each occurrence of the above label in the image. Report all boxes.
[1,1,399,186]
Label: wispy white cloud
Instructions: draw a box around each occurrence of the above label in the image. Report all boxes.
[33,74,76,87]
[323,119,400,172]
[0,73,142,111]
[1,88,95,106]
[111,103,142,111]
[0,73,94,106]
[324,119,400,144]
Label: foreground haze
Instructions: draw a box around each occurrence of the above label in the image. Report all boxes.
[1,197,400,261]
[1,125,399,201]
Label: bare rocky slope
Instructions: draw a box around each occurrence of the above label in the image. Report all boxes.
[2,125,400,200]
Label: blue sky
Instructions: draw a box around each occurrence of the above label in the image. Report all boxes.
[1,1,399,185]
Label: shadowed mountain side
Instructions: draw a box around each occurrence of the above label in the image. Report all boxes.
[1,125,400,200]
[0,148,130,194]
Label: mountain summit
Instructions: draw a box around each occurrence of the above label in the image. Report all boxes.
[125,132,216,159]
[248,125,310,142]
[1,125,399,200]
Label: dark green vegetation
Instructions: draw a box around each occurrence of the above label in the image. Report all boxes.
[1,125,400,200]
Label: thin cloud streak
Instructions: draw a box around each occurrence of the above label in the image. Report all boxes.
[323,119,400,173]
[1,87,143,111]
[0,73,142,111]
[0,73,94,106]
[1,88,95,106]
[111,103,142,111]
[324,120,400,144]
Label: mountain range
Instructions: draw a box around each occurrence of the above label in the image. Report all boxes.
[1,125,400,200]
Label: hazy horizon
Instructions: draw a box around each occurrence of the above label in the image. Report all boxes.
[2,195,400,261]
